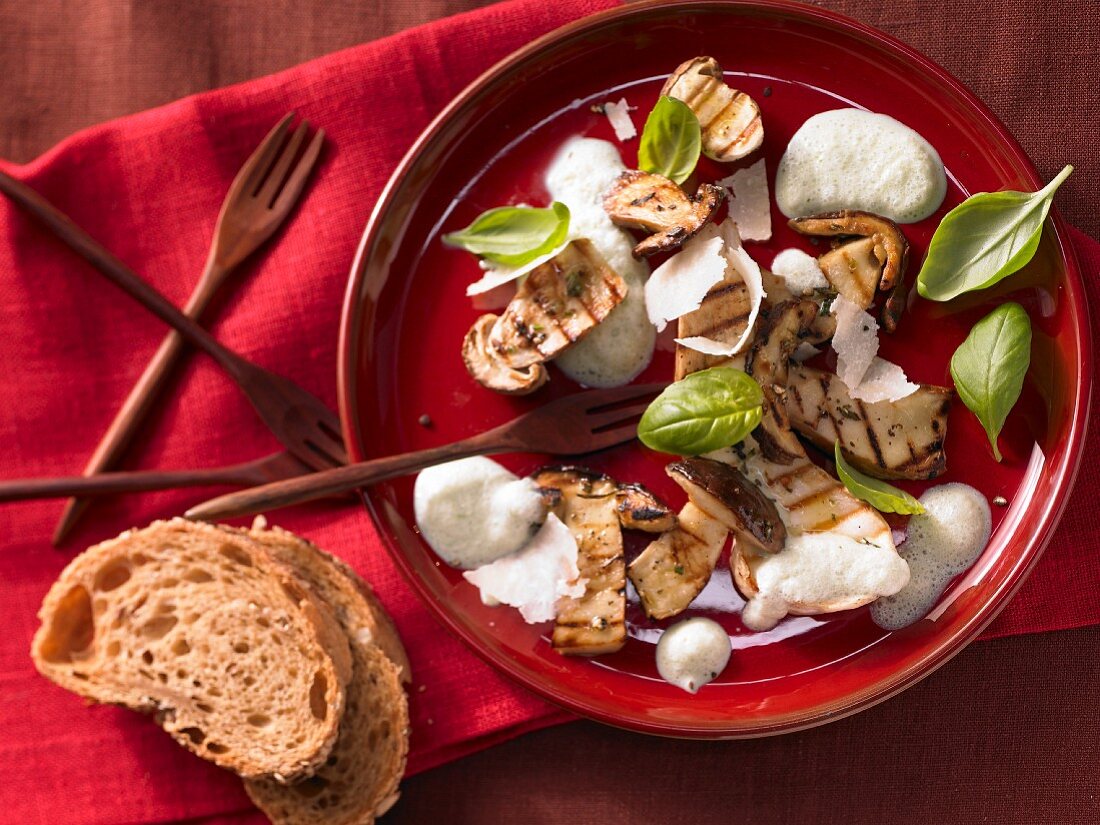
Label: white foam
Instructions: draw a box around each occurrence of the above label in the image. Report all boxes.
[775,109,947,223]
[871,483,992,630]
[655,617,731,693]
[771,248,828,294]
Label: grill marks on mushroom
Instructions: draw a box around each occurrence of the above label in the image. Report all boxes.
[602,170,724,258]
[461,314,548,395]
[533,468,674,656]
[674,278,754,380]
[462,241,627,394]
[787,365,952,480]
[627,502,728,621]
[745,298,819,464]
[661,56,763,162]
[789,210,911,332]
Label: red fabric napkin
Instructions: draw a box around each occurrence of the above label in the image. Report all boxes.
[0,0,1095,822]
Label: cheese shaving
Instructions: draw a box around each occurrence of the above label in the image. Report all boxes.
[849,357,919,402]
[771,248,828,294]
[719,159,771,242]
[674,220,765,356]
[830,294,879,388]
[465,242,567,296]
[644,233,728,332]
[603,98,637,141]
[463,514,586,624]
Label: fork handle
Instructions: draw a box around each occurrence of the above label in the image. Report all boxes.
[0,171,249,379]
[0,453,297,502]
[186,432,511,521]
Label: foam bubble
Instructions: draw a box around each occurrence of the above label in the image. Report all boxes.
[871,483,992,630]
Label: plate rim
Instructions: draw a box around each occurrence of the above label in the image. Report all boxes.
[337,0,1093,737]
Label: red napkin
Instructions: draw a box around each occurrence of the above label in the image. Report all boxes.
[0,0,1096,822]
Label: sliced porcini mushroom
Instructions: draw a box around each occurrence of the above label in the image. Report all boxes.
[786,364,952,480]
[745,298,818,463]
[789,210,910,332]
[615,484,677,532]
[667,458,785,553]
[462,314,548,395]
[759,268,836,345]
[815,236,883,311]
[661,56,763,162]
[627,502,728,620]
[602,170,724,258]
[531,467,677,656]
[491,239,628,368]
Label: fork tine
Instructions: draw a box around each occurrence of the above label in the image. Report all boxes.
[240,113,294,197]
[271,128,325,214]
[585,401,651,430]
[577,421,640,453]
[258,120,310,207]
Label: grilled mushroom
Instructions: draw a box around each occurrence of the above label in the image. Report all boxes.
[602,170,724,258]
[461,314,548,395]
[532,468,676,656]
[789,210,910,332]
[667,458,785,553]
[491,239,628,368]
[745,299,818,463]
[661,56,763,162]
[786,364,952,480]
[627,502,728,621]
[615,484,678,532]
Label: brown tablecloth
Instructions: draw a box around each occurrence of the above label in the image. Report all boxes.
[3,1,1098,822]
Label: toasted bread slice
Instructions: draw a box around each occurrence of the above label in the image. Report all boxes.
[31,519,351,782]
[242,524,410,825]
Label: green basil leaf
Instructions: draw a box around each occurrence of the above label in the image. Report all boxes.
[442,201,570,266]
[637,96,701,185]
[917,165,1072,301]
[949,302,1032,462]
[638,367,763,456]
[834,442,925,515]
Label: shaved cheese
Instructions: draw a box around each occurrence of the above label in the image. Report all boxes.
[603,98,636,141]
[463,514,586,623]
[831,294,878,388]
[719,159,772,241]
[675,220,765,356]
[771,248,828,293]
[850,357,919,402]
[465,243,567,296]
[645,234,728,332]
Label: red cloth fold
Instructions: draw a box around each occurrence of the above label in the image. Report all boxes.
[0,0,1095,822]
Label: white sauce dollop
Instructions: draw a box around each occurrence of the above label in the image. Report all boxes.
[655,617,731,693]
[871,483,992,630]
[545,137,655,387]
[775,109,947,223]
[742,531,910,631]
[413,456,547,569]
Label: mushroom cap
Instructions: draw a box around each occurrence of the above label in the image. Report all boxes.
[461,314,548,395]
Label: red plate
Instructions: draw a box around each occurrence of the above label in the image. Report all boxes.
[338,0,1090,736]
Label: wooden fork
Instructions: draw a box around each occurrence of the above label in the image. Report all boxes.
[0,172,348,480]
[186,384,663,521]
[39,113,323,545]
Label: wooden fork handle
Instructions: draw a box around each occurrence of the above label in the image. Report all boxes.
[186,434,510,521]
[0,171,246,377]
[0,453,298,502]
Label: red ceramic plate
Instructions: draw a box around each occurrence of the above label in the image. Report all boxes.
[338,0,1090,736]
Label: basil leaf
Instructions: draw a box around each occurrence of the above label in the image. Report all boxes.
[917,165,1072,301]
[638,367,763,456]
[834,442,925,515]
[443,202,570,266]
[949,302,1032,462]
[638,96,701,185]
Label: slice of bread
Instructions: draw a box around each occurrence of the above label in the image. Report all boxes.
[241,524,410,825]
[31,519,351,782]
